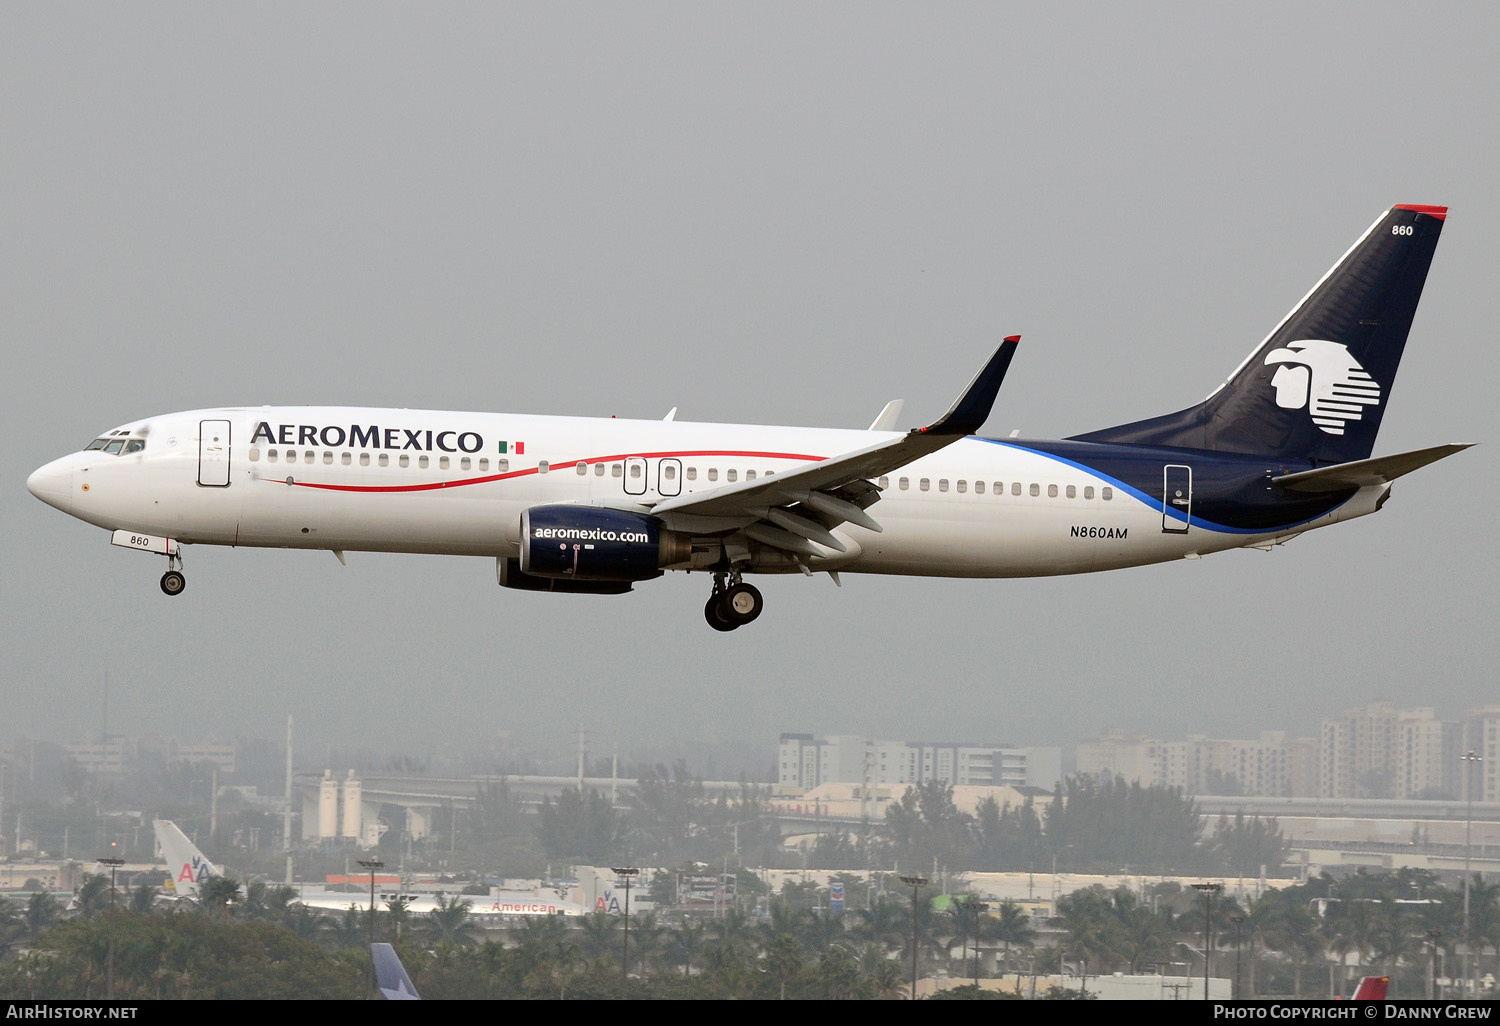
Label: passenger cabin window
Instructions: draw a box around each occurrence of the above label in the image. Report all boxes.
[460,456,470,470]
[707,468,718,482]
[1012,482,1021,496]
[498,459,509,473]
[323,451,333,464]
[878,476,889,489]
[439,456,449,470]
[745,469,756,481]
[663,464,677,480]
[1047,484,1058,497]
[594,463,604,476]
[538,461,549,473]
[479,458,489,471]
[303,451,314,464]
[899,477,909,490]
[1029,483,1040,497]
[974,480,985,494]
[360,453,370,467]
[399,454,410,468]
[379,453,390,467]
[267,449,278,462]
[576,462,587,475]
[956,480,966,493]
[938,479,949,492]
[919,478,930,491]
[1084,485,1094,499]
[686,467,697,481]
[418,455,429,469]
[1066,484,1075,498]
[726,469,737,482]
[1102,487,1113,500]
[628,463,640,479]
[613,464,624,478]
[249,447,261,462]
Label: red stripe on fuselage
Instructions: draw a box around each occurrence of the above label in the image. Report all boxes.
[265,449,826,494]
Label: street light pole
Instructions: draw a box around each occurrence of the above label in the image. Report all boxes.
[1462,749,1481,998]
[97,855,124,1000]
[358,858,384,999]
[899,874,928,1001]
[1191,882,1222,1000]
[960,898,989,989]
[611,867,638,998]
[1231,914,1245,1000]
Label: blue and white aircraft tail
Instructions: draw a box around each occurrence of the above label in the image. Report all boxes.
[1074,204,1446,465]
[372,943,421,1000]
[28,204,1470,630]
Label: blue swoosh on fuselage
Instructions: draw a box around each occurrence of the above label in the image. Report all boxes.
[972,438,1355,534]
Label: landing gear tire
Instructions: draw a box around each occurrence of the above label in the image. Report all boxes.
[704,593,738,632]
[721,583,763,626]
[160,570,186,596]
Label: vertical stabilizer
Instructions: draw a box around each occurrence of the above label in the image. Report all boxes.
[1072,205,1446,463]
[153,819,220,900]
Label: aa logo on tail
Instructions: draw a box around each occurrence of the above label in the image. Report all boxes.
[1263,339,1382,436]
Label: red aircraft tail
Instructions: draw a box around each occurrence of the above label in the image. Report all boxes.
[1351,976,1389,1000]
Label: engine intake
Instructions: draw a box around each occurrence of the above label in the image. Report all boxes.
[519,505,690,582]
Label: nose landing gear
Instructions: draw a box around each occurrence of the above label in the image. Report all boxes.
[703,572,762,631]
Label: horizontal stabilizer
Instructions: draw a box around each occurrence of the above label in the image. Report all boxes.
[1273,443,1472,492]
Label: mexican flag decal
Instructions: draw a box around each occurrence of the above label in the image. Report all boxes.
[497,440,525,455]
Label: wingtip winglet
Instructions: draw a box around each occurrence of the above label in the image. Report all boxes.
[920,337,1021,436]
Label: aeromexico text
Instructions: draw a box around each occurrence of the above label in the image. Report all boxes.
[250,422,484,453]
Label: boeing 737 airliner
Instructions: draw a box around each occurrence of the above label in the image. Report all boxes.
[29,205,1468,631]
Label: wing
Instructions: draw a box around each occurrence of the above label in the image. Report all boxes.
[650,337,1020,561]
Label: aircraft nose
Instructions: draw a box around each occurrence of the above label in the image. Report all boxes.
[27,456,73,514]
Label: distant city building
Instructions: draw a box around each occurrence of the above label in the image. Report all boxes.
[776,733,1060,793]
[1463,705,1500,803]
[60,735,236,776]
[1076,728,1318,797]
[1320,701,1462,800]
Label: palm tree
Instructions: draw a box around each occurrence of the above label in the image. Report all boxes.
[764,933,803,999]
[1267,902,1324,998]
[128,884,159,915]
[663,919,705,977]
[992,900,1036,975]
[383,896,413,942]
[425,894,478,947]
[578,910,619,967]
[24,892,59,937]
[74,873,112,919]
[197,875,242,920]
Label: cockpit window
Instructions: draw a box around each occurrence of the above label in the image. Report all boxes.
[84,437,146,455]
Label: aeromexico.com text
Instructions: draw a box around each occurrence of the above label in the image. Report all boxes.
[250,422,483,453]
[532,527,651,544]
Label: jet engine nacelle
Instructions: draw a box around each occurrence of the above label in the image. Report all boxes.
[519,505,691,582]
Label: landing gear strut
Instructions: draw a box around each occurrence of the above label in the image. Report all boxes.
[160,551,185,596]
[703,572,762,631]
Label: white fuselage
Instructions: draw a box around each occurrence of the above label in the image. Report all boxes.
[29,406,1384,580]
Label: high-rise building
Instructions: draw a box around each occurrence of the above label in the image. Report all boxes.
[776,734,1059,793]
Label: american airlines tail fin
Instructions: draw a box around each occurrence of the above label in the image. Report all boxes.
[153,819,220,900]
[1071,205,1447,464]
[1350,975,1388,1000]
[372,943,421,1000]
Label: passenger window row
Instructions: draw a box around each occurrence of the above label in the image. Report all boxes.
[877,475,1112,501]
[248,447,508,474]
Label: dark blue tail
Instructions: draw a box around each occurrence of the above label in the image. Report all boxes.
[1071,205,1446,464]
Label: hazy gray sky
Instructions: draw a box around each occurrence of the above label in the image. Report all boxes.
[4,3,1495,769]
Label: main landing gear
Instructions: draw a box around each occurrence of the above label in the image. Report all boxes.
[704,572,762,632]
[160,552,186,596]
